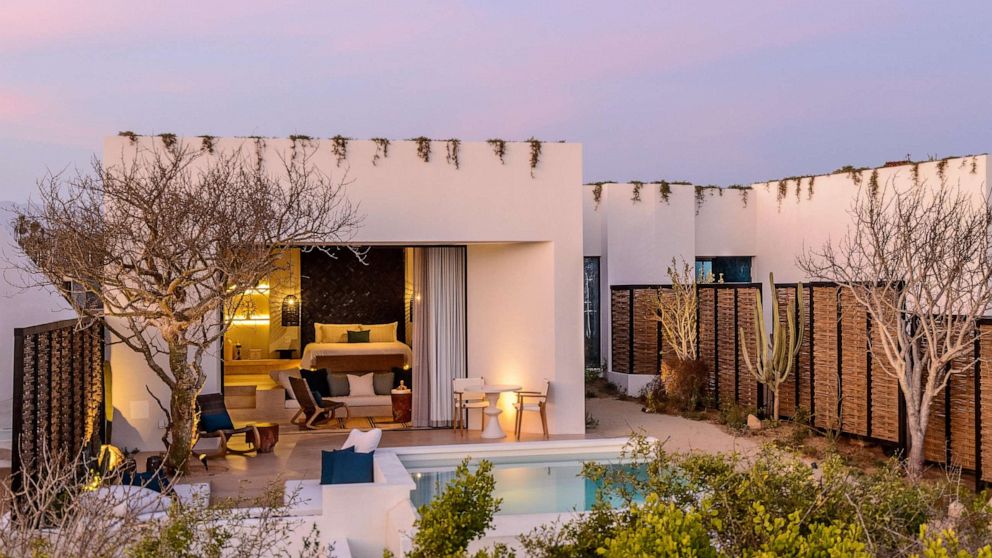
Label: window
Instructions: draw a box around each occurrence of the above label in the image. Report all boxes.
[695,256,752,283]
[583,257,601,368]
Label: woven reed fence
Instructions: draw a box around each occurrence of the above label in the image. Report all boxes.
[611,282,992,486]
[11,319,106,490]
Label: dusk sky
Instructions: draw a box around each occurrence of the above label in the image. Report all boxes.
[2,1,991,201]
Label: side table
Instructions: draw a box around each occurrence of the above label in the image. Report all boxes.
[391,389,412,423]
[246,422,280,453]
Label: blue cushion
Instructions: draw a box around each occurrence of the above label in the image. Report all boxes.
[320,446,356,485]
[301,368,331,398]
[201,410,234,432]
[330,450,375,485]
[123,471,170,493]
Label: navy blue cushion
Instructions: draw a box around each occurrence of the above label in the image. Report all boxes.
[301,368,331,398]
[347,329,370,343]
[122,471,170,493]
[320,446,356,485]
[330,450,375,485]
[201,410,234,432]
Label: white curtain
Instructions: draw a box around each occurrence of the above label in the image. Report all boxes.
[412,247,467,427]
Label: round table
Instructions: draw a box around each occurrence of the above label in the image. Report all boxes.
[246,422,279,453]
[391,389,412,423]
[479,385,521,439]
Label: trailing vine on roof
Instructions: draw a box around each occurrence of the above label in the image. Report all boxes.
[528,138,542,177]
[330,135,349,167]
[250,136,266,171]
[728,184,749,207]
[630,181,644,202]
[199,135,215,154]
[158,133,177,151]
[807,176,815,200]
[411,137,431,163]
[657,180,671,204]
[971,156,978,174]
[487,139,507,164]
[694,186,705,214]
[911,163,920,186]
[445,139,461,169]
[118,131,139,144]
[288,135,312,164]
[868,169,880,199]
[592,183,604,207]
[936,159,948,183]
[371,138,390,166]
[776,180,789,207]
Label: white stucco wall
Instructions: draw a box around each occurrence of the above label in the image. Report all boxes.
[0,202,77,439]
[103,136,585,450]
[694,188,755,258]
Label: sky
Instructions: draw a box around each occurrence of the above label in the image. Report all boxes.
[2,1,992,201]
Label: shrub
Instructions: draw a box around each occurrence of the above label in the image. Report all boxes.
[718,401,751,433]
[597,494,717,557]
[659,358,708,411]
[639,377,667,413]
[407,459,501,558]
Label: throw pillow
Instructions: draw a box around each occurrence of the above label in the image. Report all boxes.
[373,372,395,395]
[123,471,171,493]
[301,368,331,398]
[347,329,370,343]
[200,410,234,433]
[271,369,301,400]
[342,428,383,453]
[329,450,375,485]
[328,373,350,397]
[320,446,356,485]
[347,373,375,397]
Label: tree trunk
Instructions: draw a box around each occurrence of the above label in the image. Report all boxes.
[772,389,780,422]
[905,402,928,480]
[164,342,200,471]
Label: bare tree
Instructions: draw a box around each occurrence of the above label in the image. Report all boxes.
[799,180,992,478]
[654,258,700,362]
[12,140,360,470]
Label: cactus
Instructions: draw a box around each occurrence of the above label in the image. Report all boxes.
[739,272,805,421]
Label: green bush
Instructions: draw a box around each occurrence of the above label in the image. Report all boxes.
[597,494,717,557]
[660,358,708,411]
[407,459,502,558]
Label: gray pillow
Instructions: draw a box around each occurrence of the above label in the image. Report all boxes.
[373,372,394,395]
[328,373,350,397]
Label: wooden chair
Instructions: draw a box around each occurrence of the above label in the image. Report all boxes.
[289,377,349,430]
[514,380,550,439]
[195,393,258,458]
[452,377,487,433]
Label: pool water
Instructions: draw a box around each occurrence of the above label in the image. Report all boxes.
[407,459,645,515]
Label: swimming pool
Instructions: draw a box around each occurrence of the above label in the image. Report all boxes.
[397,439,646,516]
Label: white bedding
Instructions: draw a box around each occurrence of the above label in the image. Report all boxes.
[300,341,413,369]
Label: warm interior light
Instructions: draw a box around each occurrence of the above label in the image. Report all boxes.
[232,317,270,324]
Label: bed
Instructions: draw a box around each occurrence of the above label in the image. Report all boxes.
[300,322,412,372]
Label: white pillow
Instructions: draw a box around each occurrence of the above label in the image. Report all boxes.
[347,373,375,397]
[342,428,382,453]
[270,369,301,400]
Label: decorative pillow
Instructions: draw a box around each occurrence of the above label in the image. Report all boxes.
[347,373,375,397]
[320,446,356,485]
[316,323,359,343]
[122,470,171,493]
[365,322,398,343]
[200,410,234,433]
[328,373,350,397]
[270,369,301,400]
[347,329,370,343]
[301,368,331,398]
[373,372,395,395]
[342,428,383,453]
[329,450,374,485]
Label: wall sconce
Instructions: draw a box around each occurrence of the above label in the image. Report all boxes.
[281,294,300,326]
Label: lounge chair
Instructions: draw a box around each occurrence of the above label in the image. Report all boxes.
[289,376,349,429]
[195,393,258,458]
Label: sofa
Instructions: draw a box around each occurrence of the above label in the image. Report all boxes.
[269,368,400,418]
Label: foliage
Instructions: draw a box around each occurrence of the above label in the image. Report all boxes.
[659,358,708,412]
[630,181,643,202]
[654,258,699,361]
[486,139,507,164]
[528,138,542,177]
[198,135,215,154]
[445,138,461,169]
[739,272,805,420]
[913,527,992,558]
[159,133,178,152]
[407,459,502,558]
[371,137,390,165]
[330,135,349,166]
[411,136,431,162]
[592,183,604,206]
[718,401,751,433]
[639,377,667,414]
[597,494,718,557]
[657,180,671,204]
[118,130,139,144]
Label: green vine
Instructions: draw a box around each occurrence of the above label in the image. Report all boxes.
[776,180,789,206]
[936,159,948,183]
[411,137,431,163]
[250,136,266,170]
[330,135,349,167]
[487,139,507,164]
[445,139,461,169]
[793,178,802,203]
[972,156,979,175]
[911,163,920,186]
[198,135,215,154]
[118,131,139,144]
[728,184,749,207]
[657,180,671,204]
[288,134,312,164]
[592,183,604,207]
[807,176,815,200]
[528,138,542,177]
[694,186,706,214]
[630,180,644,202]
[834,165,866,186]
[868,169,880,198]
[371,138,390,166]
[158,133,177,152]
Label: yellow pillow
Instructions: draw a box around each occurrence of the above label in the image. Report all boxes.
[315,323,359,343]
[363,322,398,343]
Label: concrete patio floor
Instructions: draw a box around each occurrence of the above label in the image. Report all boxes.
[178,396,757,501]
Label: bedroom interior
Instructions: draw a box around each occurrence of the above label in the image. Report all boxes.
[221,245,468,432]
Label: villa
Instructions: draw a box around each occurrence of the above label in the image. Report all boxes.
[3,135,992,556]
